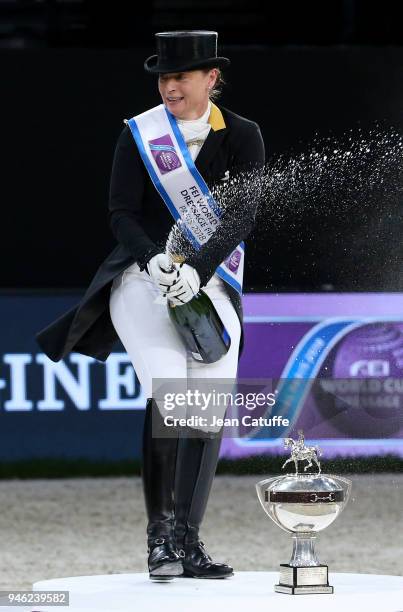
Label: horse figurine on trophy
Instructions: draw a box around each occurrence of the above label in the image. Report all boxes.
[282,430,322,474]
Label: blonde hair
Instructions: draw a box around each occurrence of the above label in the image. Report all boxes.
[204,68,225,101]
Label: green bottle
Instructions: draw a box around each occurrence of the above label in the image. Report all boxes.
[161,254,231,364]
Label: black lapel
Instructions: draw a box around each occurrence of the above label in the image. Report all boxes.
[194,126,228,176]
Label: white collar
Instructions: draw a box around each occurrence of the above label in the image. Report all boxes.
[177,101,211,127]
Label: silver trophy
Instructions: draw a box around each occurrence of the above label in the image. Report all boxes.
[256,430,352,594]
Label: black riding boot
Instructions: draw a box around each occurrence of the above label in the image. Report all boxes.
[174,428,234,578]
[142,397,183,580]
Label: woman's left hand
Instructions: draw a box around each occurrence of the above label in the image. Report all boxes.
[164,262,200,304]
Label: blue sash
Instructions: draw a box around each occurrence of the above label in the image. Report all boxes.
[125,104,245,295]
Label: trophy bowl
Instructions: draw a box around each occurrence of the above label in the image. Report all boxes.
[256,431,352,594]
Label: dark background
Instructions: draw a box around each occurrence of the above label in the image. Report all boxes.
[3,0,403,292]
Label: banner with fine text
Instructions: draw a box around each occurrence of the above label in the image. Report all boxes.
[1,291,402,460]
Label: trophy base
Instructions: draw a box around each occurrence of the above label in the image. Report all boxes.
[275,563,334,595]
[275,584,334,594]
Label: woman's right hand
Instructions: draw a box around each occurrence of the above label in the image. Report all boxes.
[146,253,179,293]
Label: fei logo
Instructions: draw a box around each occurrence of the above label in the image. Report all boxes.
[149,134,182,175]
[224,248,241,273]
[349,360,390,377]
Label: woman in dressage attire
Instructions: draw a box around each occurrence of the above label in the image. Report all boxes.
[36,30,265,581]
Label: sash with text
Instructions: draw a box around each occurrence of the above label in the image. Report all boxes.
[125,104,244,294]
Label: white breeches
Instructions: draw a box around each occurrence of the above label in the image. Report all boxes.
[109,261,241,432]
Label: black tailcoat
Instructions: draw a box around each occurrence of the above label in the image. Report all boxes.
[35,104,265,363]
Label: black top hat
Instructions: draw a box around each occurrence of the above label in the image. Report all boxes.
[144,30,230,74]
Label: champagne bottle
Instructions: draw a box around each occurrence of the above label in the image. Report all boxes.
[159,252,231,364]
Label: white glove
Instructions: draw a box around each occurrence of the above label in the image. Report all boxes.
[165,262,201,305]
[146,253,179,294]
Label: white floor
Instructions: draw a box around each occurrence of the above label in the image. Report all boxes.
[28,571,403,612]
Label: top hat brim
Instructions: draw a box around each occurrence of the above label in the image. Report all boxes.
[144,55,230,74]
